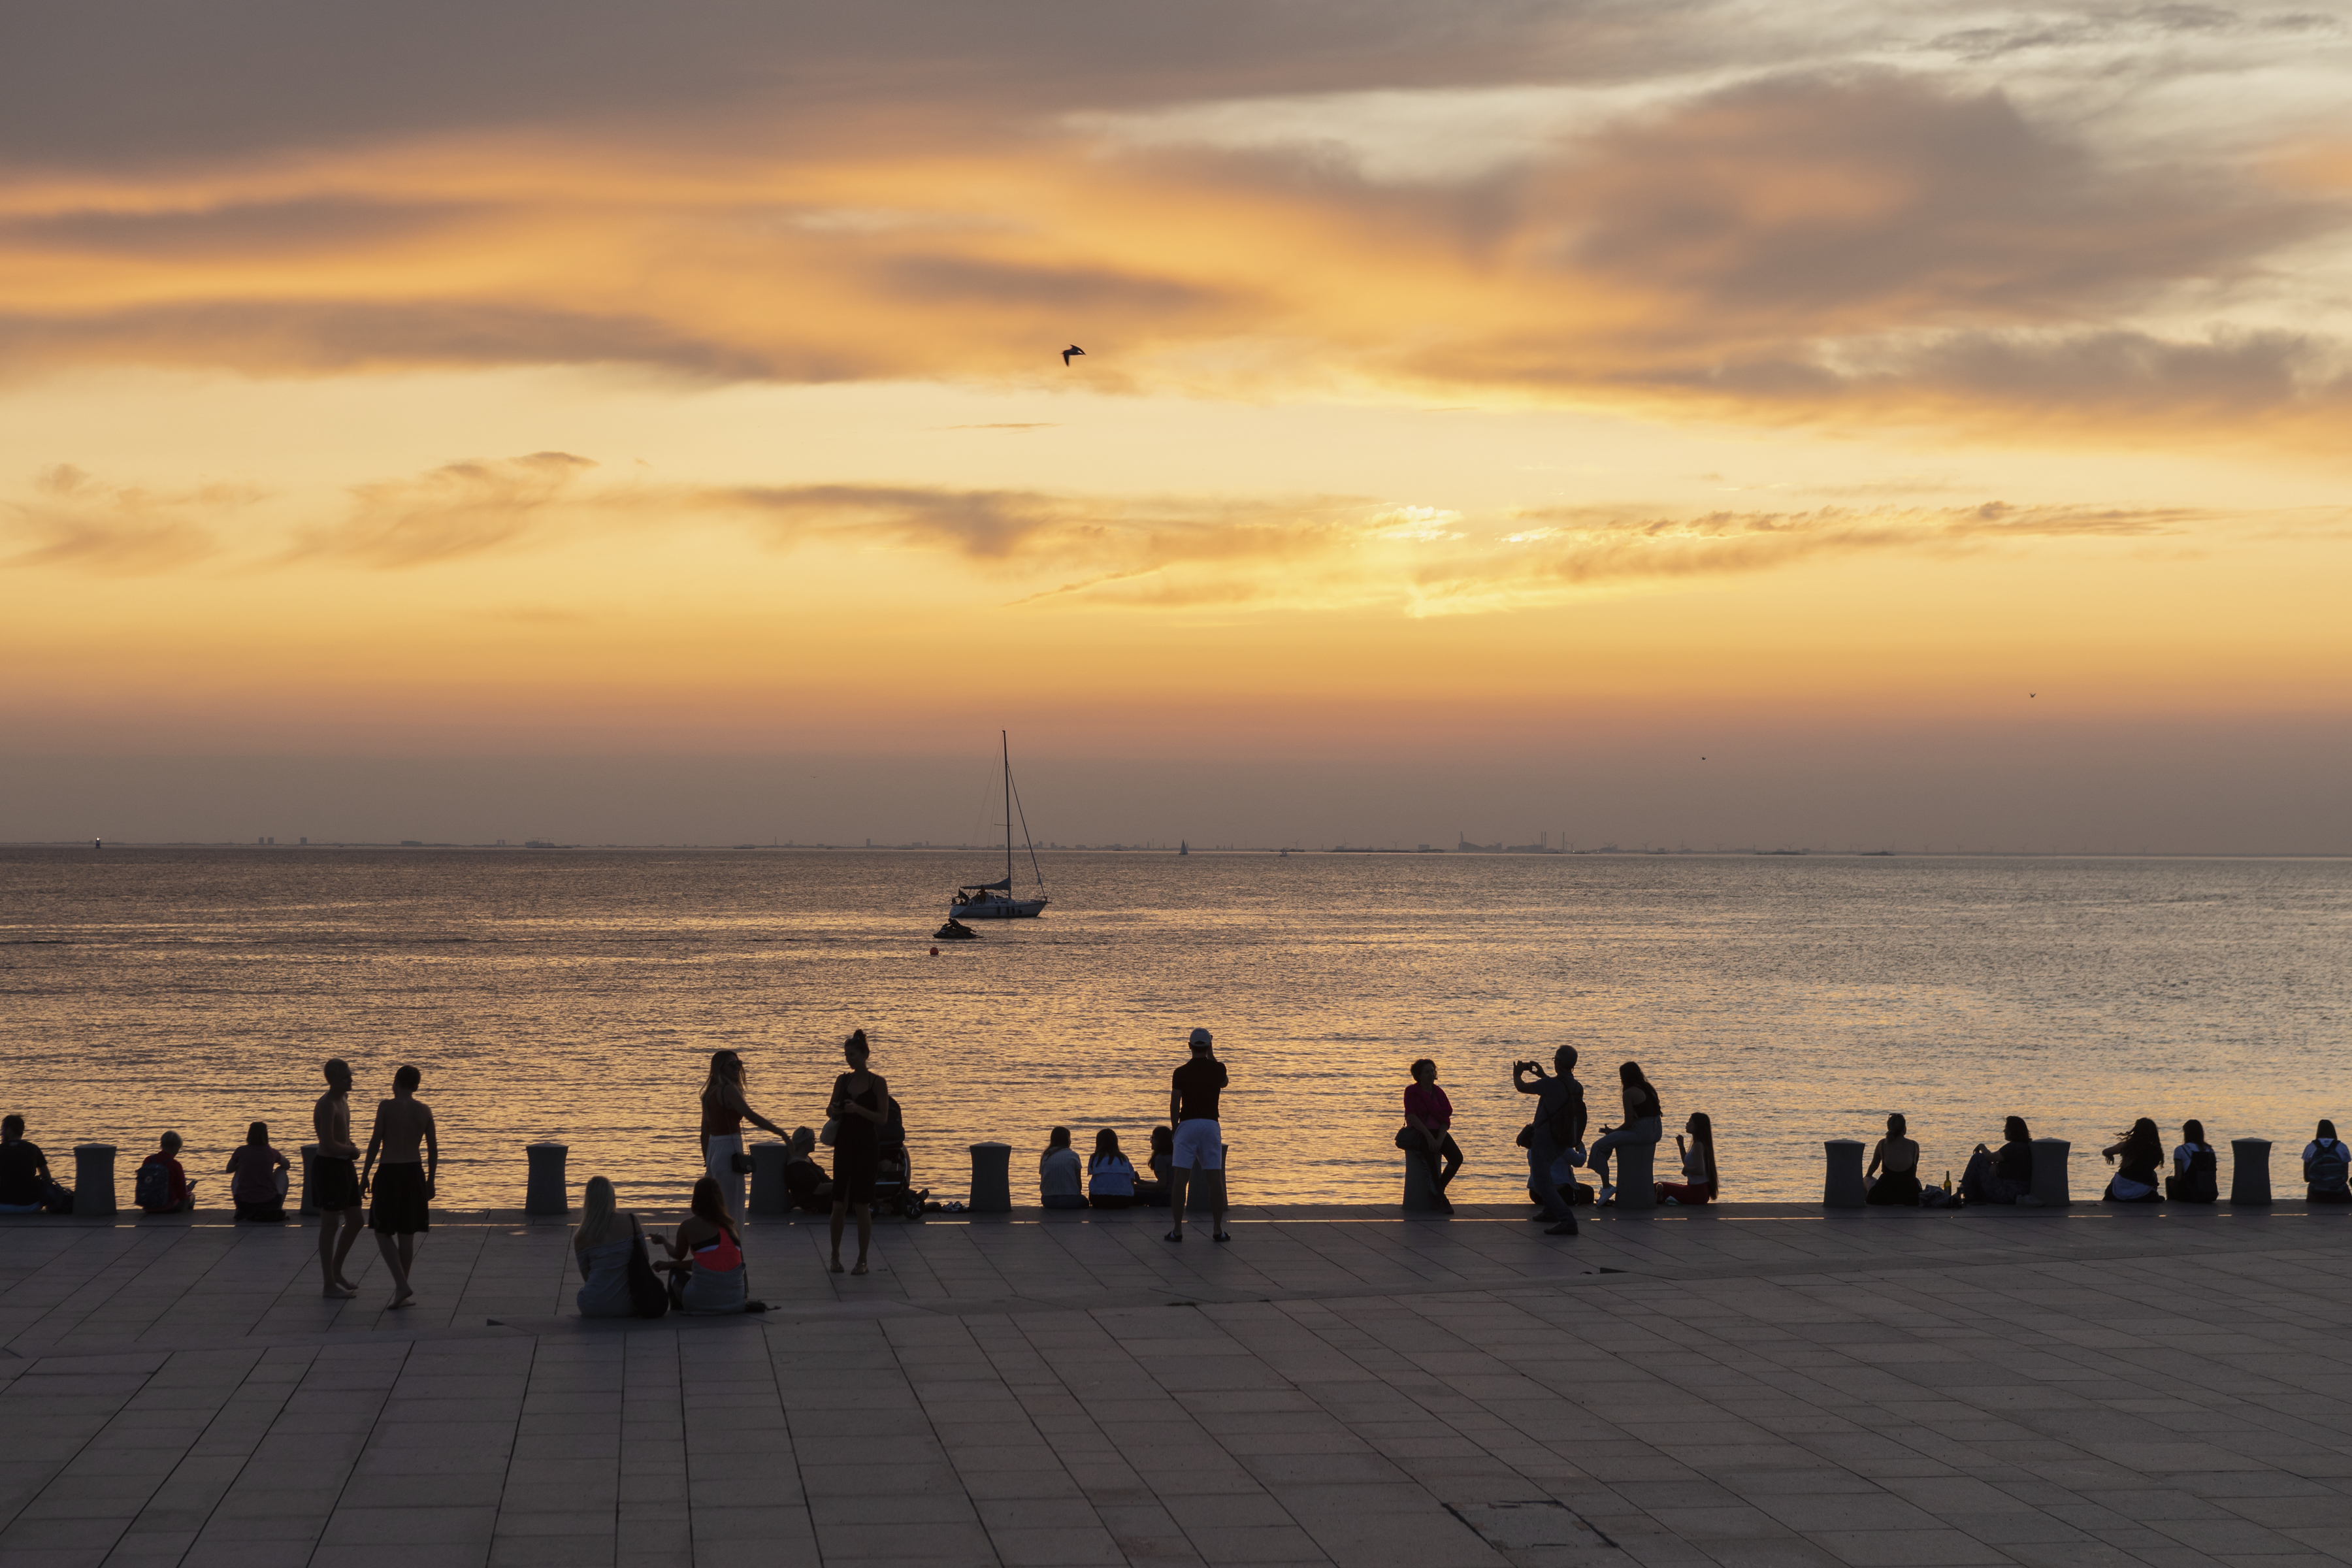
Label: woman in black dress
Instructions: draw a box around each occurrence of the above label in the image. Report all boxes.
[826,1030,890,1275]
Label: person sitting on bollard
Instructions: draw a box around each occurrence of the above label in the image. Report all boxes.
[1655,1113,1718,1205]
[572,1175,642,1318]
[2304,1121,2352,1205]
[135,1132,197,1215]
[2100,1118,2165,1203]
[1401,1058,1463,1215]
[2167,1120,2219,1203]
[1040,1126,1086,1209]
[1960,1117,2035,1205]
[784,1127,833,1213]
[225,1122,291,1222]
[1865,1113,1923,1205]
[1584,1062,1663,1208]
[1135,1126,1173,1207]
[651,1176,766,1314]
[0,1115,71,1214]
[1088,1129,1138,1209]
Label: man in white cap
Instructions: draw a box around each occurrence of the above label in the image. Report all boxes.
[1167,1027,1230,1243]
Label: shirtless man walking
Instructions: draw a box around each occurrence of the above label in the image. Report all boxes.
[359,1064,438,1310]
[313,1060,367,1298]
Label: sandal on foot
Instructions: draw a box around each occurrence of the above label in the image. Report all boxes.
[1213,1232,1231,1243]
[1164,1230,1183,1242]
[851,1262,868,1276]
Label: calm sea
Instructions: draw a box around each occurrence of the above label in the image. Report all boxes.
[3,847,2346,1207]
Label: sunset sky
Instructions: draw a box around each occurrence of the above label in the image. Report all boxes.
[5,0,2349,849]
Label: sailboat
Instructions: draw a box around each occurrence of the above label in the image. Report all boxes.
[948,732,1050,919]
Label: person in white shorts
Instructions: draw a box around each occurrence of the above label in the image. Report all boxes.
[1167,1027,1230,1243]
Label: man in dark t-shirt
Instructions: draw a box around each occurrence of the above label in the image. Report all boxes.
[0,1115,53,1211]
[1167,1028,1230,1243]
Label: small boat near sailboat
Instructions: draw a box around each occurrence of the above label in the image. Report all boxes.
[949,732,1050,920]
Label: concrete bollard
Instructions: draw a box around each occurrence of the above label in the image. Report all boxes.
[1614,1139,1657,1212]
[2029,1139,2071,1207]
[969,1143,1012,1213]
[1823,1140,1868,1207]
[73,1144,118,1217]
[748,1141,791,1216]
[297,1144,321,1217]
[2230,1138,2272,1206]
[1402,1152,1440,1212]
[524,1142,569,1216]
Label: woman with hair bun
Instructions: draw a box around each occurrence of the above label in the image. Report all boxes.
[1865,1114,1921,1206]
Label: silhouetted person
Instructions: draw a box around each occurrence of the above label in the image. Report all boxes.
[314,1060,366,1296]
[2306,1120,2352,1205]
[700,1049,787,1227]
[136,1132,196,1214]
[1512,1047,1583,1236]
[1088,1130,1137,1209]
[1656,1112,1718,1205]
[225,1121,290,1222]
[2100,1118,2164,1203]
[0,1115,60,1213]
[1040,1126,1085,1209]
[826,1030,889,1273]
[2168,1120,2218,1203]
[1961,1117,2034,1205]
[1403,1058,1462,1213]
[359,1064,438,1309]
[1866,1113,1921,1205]
[1585,1062,1663,1206]
[1167,1028,1229,1243]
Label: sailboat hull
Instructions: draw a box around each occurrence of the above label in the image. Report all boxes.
[948,898,1048,920]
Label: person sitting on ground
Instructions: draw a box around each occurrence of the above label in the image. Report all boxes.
[1134,1126,1173,1207]
[784,1126,833,1213]
[1961,1117,2035,1205]
[0,1115,66,1214]
[136,1132,197,1215]
[1584,1062,1663,1207]
[1040,1126,1086,1209]
[2167,1120,2219,1203]
[2100,1118,2165,1203]
[1088,1129,1138,1209]
[1865,1113,1923,1206]
[1654,1113,1718,1205]
[650,1175,764,1313]
[572,1175,642,1318]
[225,1122,291,1222]
[2305,1120,2352,1205]
[1402,1058,1463,1214]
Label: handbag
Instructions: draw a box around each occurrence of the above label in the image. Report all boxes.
[819,1119,839,1148]
[1514,1122,1535,1149]
[730,1152,756,1175]
[625,1217,669,1318]
[1394,1127,1418,1151]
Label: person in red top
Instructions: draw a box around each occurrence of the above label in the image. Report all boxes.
[138,1131,196,1214]
[1403,1060,1463,1214]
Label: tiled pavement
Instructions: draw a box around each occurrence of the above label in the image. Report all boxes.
[5,1201,2351,1567]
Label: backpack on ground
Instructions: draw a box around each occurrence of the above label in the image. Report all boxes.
[133,1160,171,1211]
[2313,1141,2349,1195]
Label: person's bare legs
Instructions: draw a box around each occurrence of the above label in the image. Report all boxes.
[375,1230,414,1308]
[1166,1164,1193,1240]
[851,1202,872,1274]
[318,1211,359,1297]
[331,1211,365,1291]
[829,1200,847,1271]
[1209,1166,1229,1243]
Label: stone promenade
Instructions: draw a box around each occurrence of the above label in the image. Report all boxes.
[5,1201,2351,1568]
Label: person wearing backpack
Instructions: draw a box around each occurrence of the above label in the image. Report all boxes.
[1511,1047,1584,1237]
[2304,1121,2352,1205]
[135,1132,196,1215]
[2099,1118,2164,1203]
[2167,1121,2219,1203]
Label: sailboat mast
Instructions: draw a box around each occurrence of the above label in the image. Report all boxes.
[1002,730,1013,885]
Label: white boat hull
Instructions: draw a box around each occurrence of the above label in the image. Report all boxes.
[949,897,1047,920]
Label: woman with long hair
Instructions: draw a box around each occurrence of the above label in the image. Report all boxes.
[1088,1130,1138,1210]
[1039,1126,1085,1209]
[1865,1113,1921,1206]
[826,1030,890,1274]
[2304,1120,2352,1205]
[651,1175,759,1313]
[2167,1120,2218,1203]
[2100,1118,2165,1203]
[1135,1126,1173,1207]
[1655,1113,1718,1205]
[226,1120,291,1223]
[572,1175,640,1318]
[700,1049,787,1226]
[1583,1062,1663,1207]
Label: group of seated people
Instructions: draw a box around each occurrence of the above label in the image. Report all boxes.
[1943,1115,2352,1205]
[572,1174,764,1317]
[1040,1126,1173,1209]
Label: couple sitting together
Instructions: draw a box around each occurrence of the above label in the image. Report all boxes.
[572,1175,764,1317]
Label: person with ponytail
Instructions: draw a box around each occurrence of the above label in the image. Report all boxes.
[1865,1114,1921,1205]
[1654,1113,1718,1205]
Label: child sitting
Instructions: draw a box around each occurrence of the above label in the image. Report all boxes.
[135,1132,196,1215]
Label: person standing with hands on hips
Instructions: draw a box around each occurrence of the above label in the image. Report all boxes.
[1167,1028,1230,1244]
[1512,1047,1584,1237]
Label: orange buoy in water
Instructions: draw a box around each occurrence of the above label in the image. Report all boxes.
[930,946,939,955]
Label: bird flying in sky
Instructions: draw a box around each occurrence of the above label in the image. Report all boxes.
[1062,345,1085,365]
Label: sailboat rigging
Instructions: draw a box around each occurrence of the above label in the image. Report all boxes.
[948,732,1050,919]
